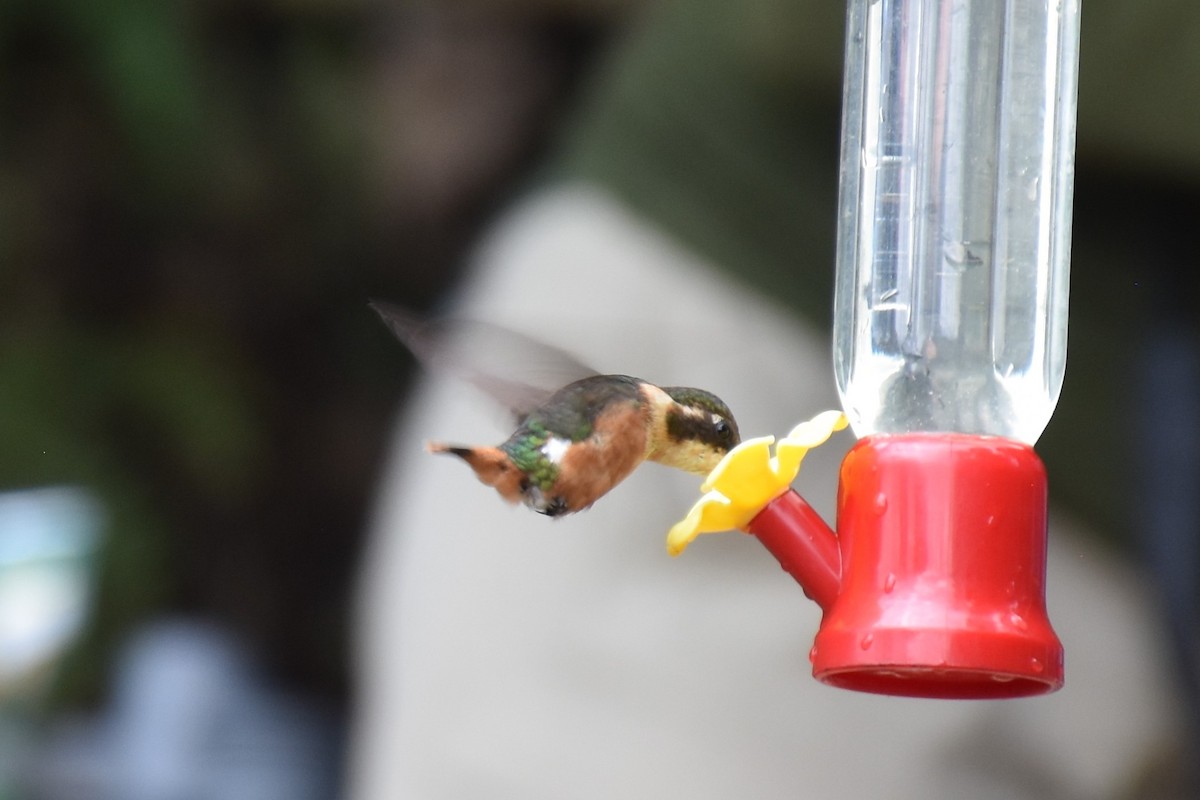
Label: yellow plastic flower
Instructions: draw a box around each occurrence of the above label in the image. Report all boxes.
[667,410,848,556]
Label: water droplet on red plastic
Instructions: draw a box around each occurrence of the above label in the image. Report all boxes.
[872,492,888,515]
[860,633,874,650]
[808,646,818,663]
[883,573,897,593]
[1008,612,1028,631]
[1030,657,1044,674]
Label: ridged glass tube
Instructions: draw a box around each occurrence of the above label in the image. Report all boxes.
[834,0,1081,444]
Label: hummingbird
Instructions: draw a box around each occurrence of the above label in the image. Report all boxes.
[370,301,740,516]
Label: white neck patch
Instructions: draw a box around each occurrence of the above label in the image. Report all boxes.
[540,436,572,464]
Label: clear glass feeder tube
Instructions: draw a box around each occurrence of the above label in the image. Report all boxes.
[834,0,1081,444]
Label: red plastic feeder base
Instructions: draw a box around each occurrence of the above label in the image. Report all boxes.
[751,433,1063,699]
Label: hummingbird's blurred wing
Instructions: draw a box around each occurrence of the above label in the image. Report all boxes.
[370,300,600,422]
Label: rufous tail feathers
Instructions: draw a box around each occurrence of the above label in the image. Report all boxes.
[426,442,524,504]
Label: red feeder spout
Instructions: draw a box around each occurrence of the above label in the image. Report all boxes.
[746,433,1064,699]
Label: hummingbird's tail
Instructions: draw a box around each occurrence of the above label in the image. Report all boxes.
[426,442,525,504]
[426,442,475,459]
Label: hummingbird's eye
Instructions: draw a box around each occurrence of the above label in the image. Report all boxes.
[713,418,731,439]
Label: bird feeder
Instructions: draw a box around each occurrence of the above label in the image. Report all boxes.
[670,0,1081,699]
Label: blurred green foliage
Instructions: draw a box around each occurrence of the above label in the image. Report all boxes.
[0,0,606,705]
[0,0,382,705]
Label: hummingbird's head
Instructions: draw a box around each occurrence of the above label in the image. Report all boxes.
[654,386,740,475]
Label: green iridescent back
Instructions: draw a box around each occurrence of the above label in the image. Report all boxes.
[500,375,644,491]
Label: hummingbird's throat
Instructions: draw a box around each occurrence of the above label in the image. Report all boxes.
[642,387,729,476]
